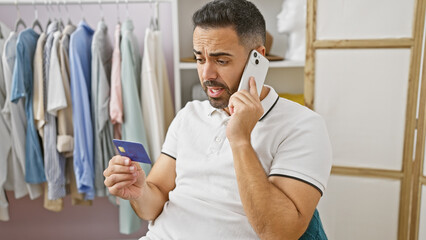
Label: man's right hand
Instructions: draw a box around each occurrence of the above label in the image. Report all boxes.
[103,155,146,200]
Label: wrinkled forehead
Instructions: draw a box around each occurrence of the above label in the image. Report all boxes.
[193,26,245,54]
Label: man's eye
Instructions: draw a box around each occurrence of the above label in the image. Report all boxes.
[217,60,228,65]
[196,58,205,64]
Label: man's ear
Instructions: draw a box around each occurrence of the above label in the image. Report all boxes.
[255,46,266,56]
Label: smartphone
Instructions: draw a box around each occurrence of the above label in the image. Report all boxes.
[112,139,152,164]
[237,49,269,96]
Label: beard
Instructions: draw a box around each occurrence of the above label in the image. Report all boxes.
[202,80,237,109]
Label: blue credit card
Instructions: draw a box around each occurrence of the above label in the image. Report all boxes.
[112,139,151,164]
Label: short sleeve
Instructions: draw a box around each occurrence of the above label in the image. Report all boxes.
[269,113,332,195]
[161,107,185,160]
[10,42,26,103]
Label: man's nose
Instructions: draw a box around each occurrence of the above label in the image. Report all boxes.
[202,60,218,81]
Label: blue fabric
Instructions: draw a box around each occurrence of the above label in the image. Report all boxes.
[69,21,95,200]
[10,28,45,184]
[299,209,328,240]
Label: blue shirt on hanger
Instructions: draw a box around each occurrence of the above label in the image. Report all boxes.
[69,21,95,200]
[10,28,45,184]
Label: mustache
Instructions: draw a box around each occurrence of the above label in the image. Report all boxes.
[203,80,228,89]
[202,80,234,96]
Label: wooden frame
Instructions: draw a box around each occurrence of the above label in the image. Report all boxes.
[410,0,426,237]
[313,38,413,49]
[305,0,426,239]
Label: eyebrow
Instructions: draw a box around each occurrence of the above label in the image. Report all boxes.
[193,49,233,57]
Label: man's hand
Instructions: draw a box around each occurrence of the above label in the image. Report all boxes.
[103,155,146,200]
[226,77,264,145]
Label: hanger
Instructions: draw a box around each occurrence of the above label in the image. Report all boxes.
[116,0,120,24]
[99,0,104,21]
[45,0,52,30]
[125,0,129,19]
[32,0,44,33]
[63,0,72,25]
[149,0,159,31]
[14,0,27,32]
[79,0,86,22]
[56,0,65,29]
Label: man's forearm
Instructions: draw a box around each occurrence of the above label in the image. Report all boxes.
[230,142,306,240]
[130,181,169,221]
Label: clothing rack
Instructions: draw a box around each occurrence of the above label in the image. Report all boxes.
[0,0,182,114]
[0,0,172,5]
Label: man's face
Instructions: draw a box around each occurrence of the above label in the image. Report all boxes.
[193,26,249,109]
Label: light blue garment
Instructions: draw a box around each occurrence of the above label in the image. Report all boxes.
[91,20,115,198]
[43,21,66,200]
[10,28,45,184]
[2,32,42,199]
[119,19,151,235]
[69,21,95,200]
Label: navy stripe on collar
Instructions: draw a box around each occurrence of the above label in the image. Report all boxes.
[259,96,279,122]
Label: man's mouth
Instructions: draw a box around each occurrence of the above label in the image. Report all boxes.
[207,87,225,98]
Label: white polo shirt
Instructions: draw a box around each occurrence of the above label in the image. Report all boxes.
[143,86,332,240]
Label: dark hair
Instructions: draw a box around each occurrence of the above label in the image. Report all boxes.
[192,0,266,49]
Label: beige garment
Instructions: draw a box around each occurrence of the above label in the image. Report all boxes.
[57,25,76,158]
[67,159,92,206]
[44,159,92,212]
[43,183,63,212]
[155,30,174,131]
[32,32,47,138]
[141,29,174,160]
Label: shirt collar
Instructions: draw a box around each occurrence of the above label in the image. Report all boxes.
[122,19,134,32]
[62,24,76,36]
[206,85,279,121]
[78,20,94,34]
[97,20,108,33]
[47,20,58,34]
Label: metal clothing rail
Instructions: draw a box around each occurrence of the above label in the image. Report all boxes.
[0,0,183,112]
[0,0,173,5]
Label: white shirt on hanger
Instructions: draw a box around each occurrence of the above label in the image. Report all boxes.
[141,28,174,160]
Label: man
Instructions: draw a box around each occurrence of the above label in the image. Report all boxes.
[104,0,332,239]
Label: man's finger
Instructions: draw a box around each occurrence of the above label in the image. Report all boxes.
[104,172,138,187]
[104,164,137,177]
[249,77,259,98]
[109,155,132,167]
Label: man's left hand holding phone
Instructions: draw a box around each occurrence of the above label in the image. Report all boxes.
[103,139,151,200]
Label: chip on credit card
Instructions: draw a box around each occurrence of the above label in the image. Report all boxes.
[112,139,151,164]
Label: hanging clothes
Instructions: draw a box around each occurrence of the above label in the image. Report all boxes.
[10,28,45,184]
[1,31,42,202]
[91,20,114,198]
[60,24,92,206]
[57,25,75,157]
[141,28,174,161]
[154,30,174,134]
[0,26,11,221]
[109,23,123,140]
[120,19,151,235]
[69,21,95,200]
[44,21,66,201]
[33,31,46,139]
